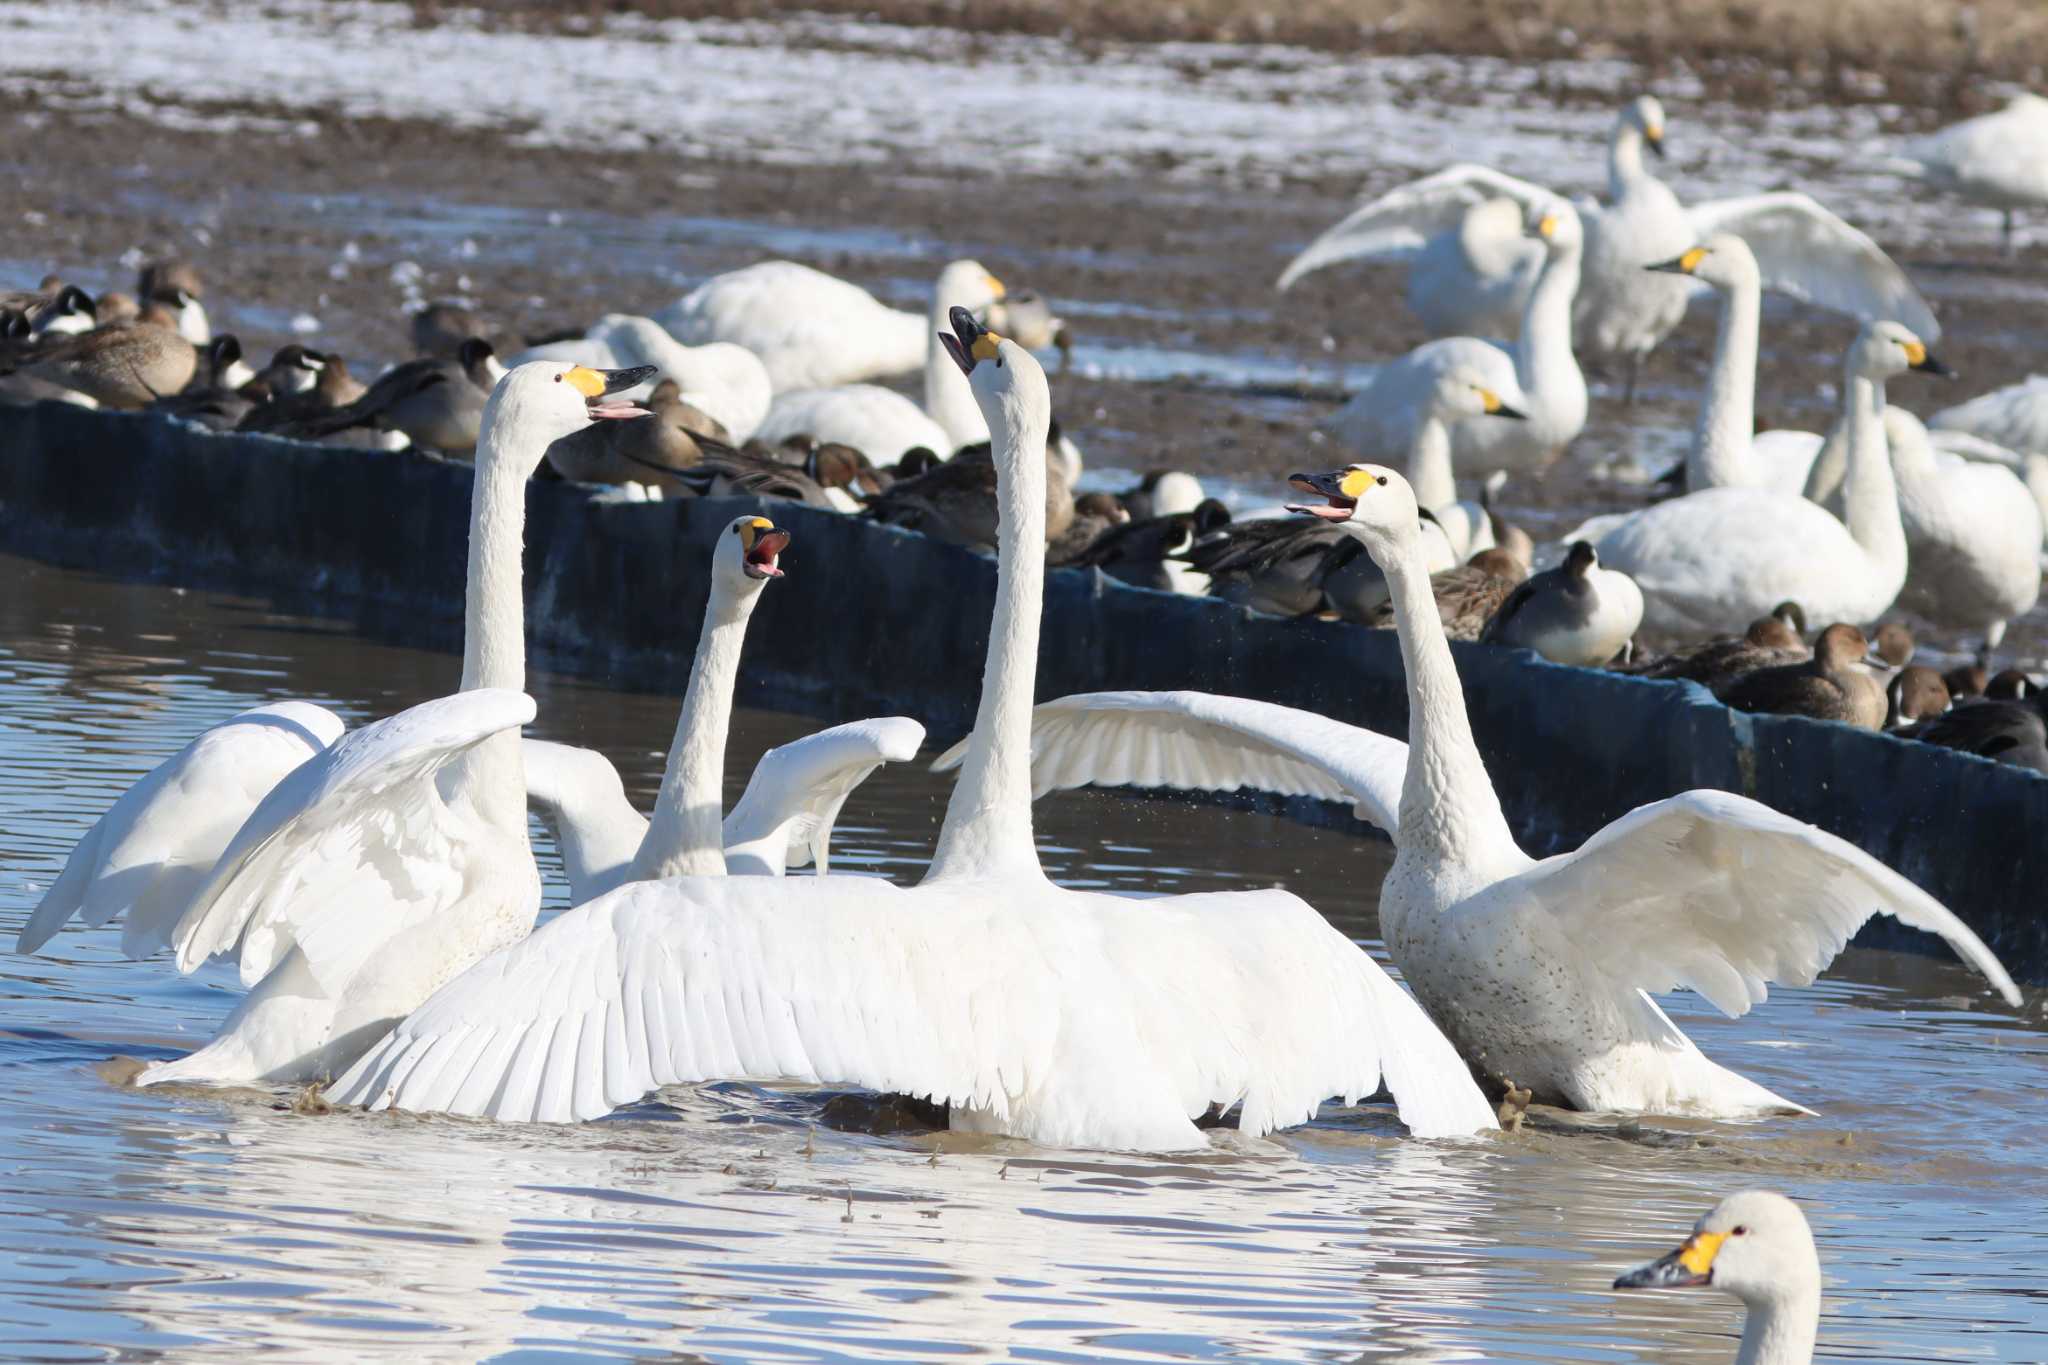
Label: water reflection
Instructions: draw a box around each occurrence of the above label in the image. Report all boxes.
[0,552,2039,1361]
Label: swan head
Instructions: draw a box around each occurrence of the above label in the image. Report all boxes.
[935,259,1008,320]
[1613,1189,1818,1312]
[718,514,790,584]
[1525,199,1583,253]
[1853,321,1952,383]
[1646,232,1758,290]
[939,305,1050,442]
[1622,94,1667,156]
[481,361,659,469]
[1285,463,1420,556]
[1431,367,1527,423]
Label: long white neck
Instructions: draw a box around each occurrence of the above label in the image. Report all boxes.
[638,577,762,880]
[1838,371,1907,581]
[451,419,531,835]
[1375,526,1523,874]
[1408,416,1458,511]
[880,308,933,382]
[1690,273,1762,490]
[1608,124,1655,198]
[926,378,1051,884]
[925,301,990,451]
[1516,238,1582,409]
[1734,1285,1820,1365]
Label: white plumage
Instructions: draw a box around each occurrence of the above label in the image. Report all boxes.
[1898,93,2048,245]
[655,260,930,392]
[1931,372,2048,455]
[512,314,771,442]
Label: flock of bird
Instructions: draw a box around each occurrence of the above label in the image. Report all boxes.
[7,90,2047,1365]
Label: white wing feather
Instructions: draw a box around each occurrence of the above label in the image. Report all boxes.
[721,717,926,874]
[331,875,1496,1145]
[1504,790,2020,1017]
[1686,193,1939,340]
[932,691,1406,835]
[168,690,537,987]
[1277,165,1552,289]
[16,702,344,957]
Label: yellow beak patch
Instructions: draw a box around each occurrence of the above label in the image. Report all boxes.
[1678,1231,1726,1276]
[1338,467,1375,499]
[984,273,1006,297]
[563,366,605,398]
[1537,214,1560,239]
[1903,340,1928,366]
[971,330,1005,363]
[738,515,774,552]
[1478,387,1503,413]
[1678,246,1708,274]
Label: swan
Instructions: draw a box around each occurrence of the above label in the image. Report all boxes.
[751,260,1008,459]
[519,512,925,898]
[1614,1190,1820,1365]
[1563,321,1947,636]
[1284,96,1937,402]
[513,314,771,442]
[325,307,1498,1148]
[1405,367,1522,558]
[1285,461,2018,1112]
[1323,199,1586,477]
[1897,93,2048,250]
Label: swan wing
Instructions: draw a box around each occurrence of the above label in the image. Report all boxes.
[521,739,648,902]
[330,876,1495,1143]
[168,690,537,989]
[1278,165,1552,289]
[721,717,927,874]
[17,702,344,958]
[930,690,1406,835]
[1686,193,1939,339]
[1503,789,2020,1016]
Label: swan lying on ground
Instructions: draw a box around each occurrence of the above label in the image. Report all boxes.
[326,309,1497,1149]
[1614,1190,1820,1365]
[1896,93,2048,250]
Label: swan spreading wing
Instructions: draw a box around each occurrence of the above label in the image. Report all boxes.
[16,702,345,959]
[929,690,1407,835]
[721,716,926,874]
[1686,193,1939,340]
[169,689,538,988]
[330,874,1497,1145]
[1496,790,2021,1017]
[1277,164,1551,290]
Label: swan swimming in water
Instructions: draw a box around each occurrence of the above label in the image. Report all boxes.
[326,308,1497,1149]
[1614,1190,1821,1365]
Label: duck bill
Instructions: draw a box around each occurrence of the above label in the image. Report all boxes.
[744,528,791,579]
[1285,469,1357,522]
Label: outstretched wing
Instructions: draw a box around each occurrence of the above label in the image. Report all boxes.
[169,690,537,990]
[1499,789,2019,1016]
[931,690,1405,835]
[16,702,344,958]
[1278,164,1552,289]
[1687,193,1939,340]
[722,716,926,875]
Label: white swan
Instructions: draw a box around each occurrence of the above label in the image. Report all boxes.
[1897,93,2048,249]
[1564,321,1947,636]
[512,314,771,442]
[1283,461,2017,1114]
[1614,1190,1820,1365]
[1324,199,1587,477]
[131,362,655,1087]
[327,307,1497,1148]
[1930,371,2048,456]
[751,260,1007,459]
[1285,96,1936,401]
[1405,367,1520,558]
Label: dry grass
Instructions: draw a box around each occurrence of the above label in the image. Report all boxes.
[414,0,2048,113]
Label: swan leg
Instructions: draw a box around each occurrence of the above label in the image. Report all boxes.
[1623,354,1642,406]
[1496,1080,1533,1132]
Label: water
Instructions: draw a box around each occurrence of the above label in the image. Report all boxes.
[0,553,2042,1360]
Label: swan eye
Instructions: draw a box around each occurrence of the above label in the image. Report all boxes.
[1376,475,1388,486]
[553,373,563,382]
[1732,1226,1748,1236]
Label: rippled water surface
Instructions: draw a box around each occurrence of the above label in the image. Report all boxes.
[1,553,2043,1361]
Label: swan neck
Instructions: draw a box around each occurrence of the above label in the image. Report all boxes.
[452,423,531,835]
[1609,126,1648,196]
[1409,416,1458,510]
[1691,274,1762,490]
[926,381,1051,884]
[640,578,759,879]
[1518,239,1581,400]
[1734,1285,1820,1365]
[1840,373,1906,575]
[1377,529,1520,871]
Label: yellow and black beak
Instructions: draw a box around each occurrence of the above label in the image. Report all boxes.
[1479,388,1528,421]
[736,516,791,580]
[940,305,1006,377]
[1647,245,1708,275]
[1613,1230,1724,1291]
[1285,468,1373,521]
[1645,127,1666,159]
[564,364,660,418]
[1902,341,1954,379]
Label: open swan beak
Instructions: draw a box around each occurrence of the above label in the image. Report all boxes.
[1286,468,1361,521]
[738,518,791,580]
[566,364,659,419]
[940,306,1005,377]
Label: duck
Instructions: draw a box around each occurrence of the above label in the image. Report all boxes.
[1118,469,1206,522]
[1896,93,2048,250]
[1284,96,1936,403]
[1373,547,1528,641]
[1900,689,2048,772]
[412,301,492,359]
[1070,498,1231,595]
[1047,492,1132,566]
[1714,624,1886,729]
[868,434,1075,548]
[325,307,1498,1148]
[544,378,728,489]
[750,261,1008,459]
[1478,542,1643,667]
[282,339,503,454]
[137,260,209,343]
[1564,321,1946,637]
[1322,198,1586,476]
[516,313,771,442]
[658,259,949,392]
[0,279,97,336]
[1403,367,1525,557]
[1617,602,1809,693]
[4,315,198,408]
[1613,1190,1820,1365]
[238,352,371,434]
[1885,666,1952,729]
[1191,511,1457,621]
